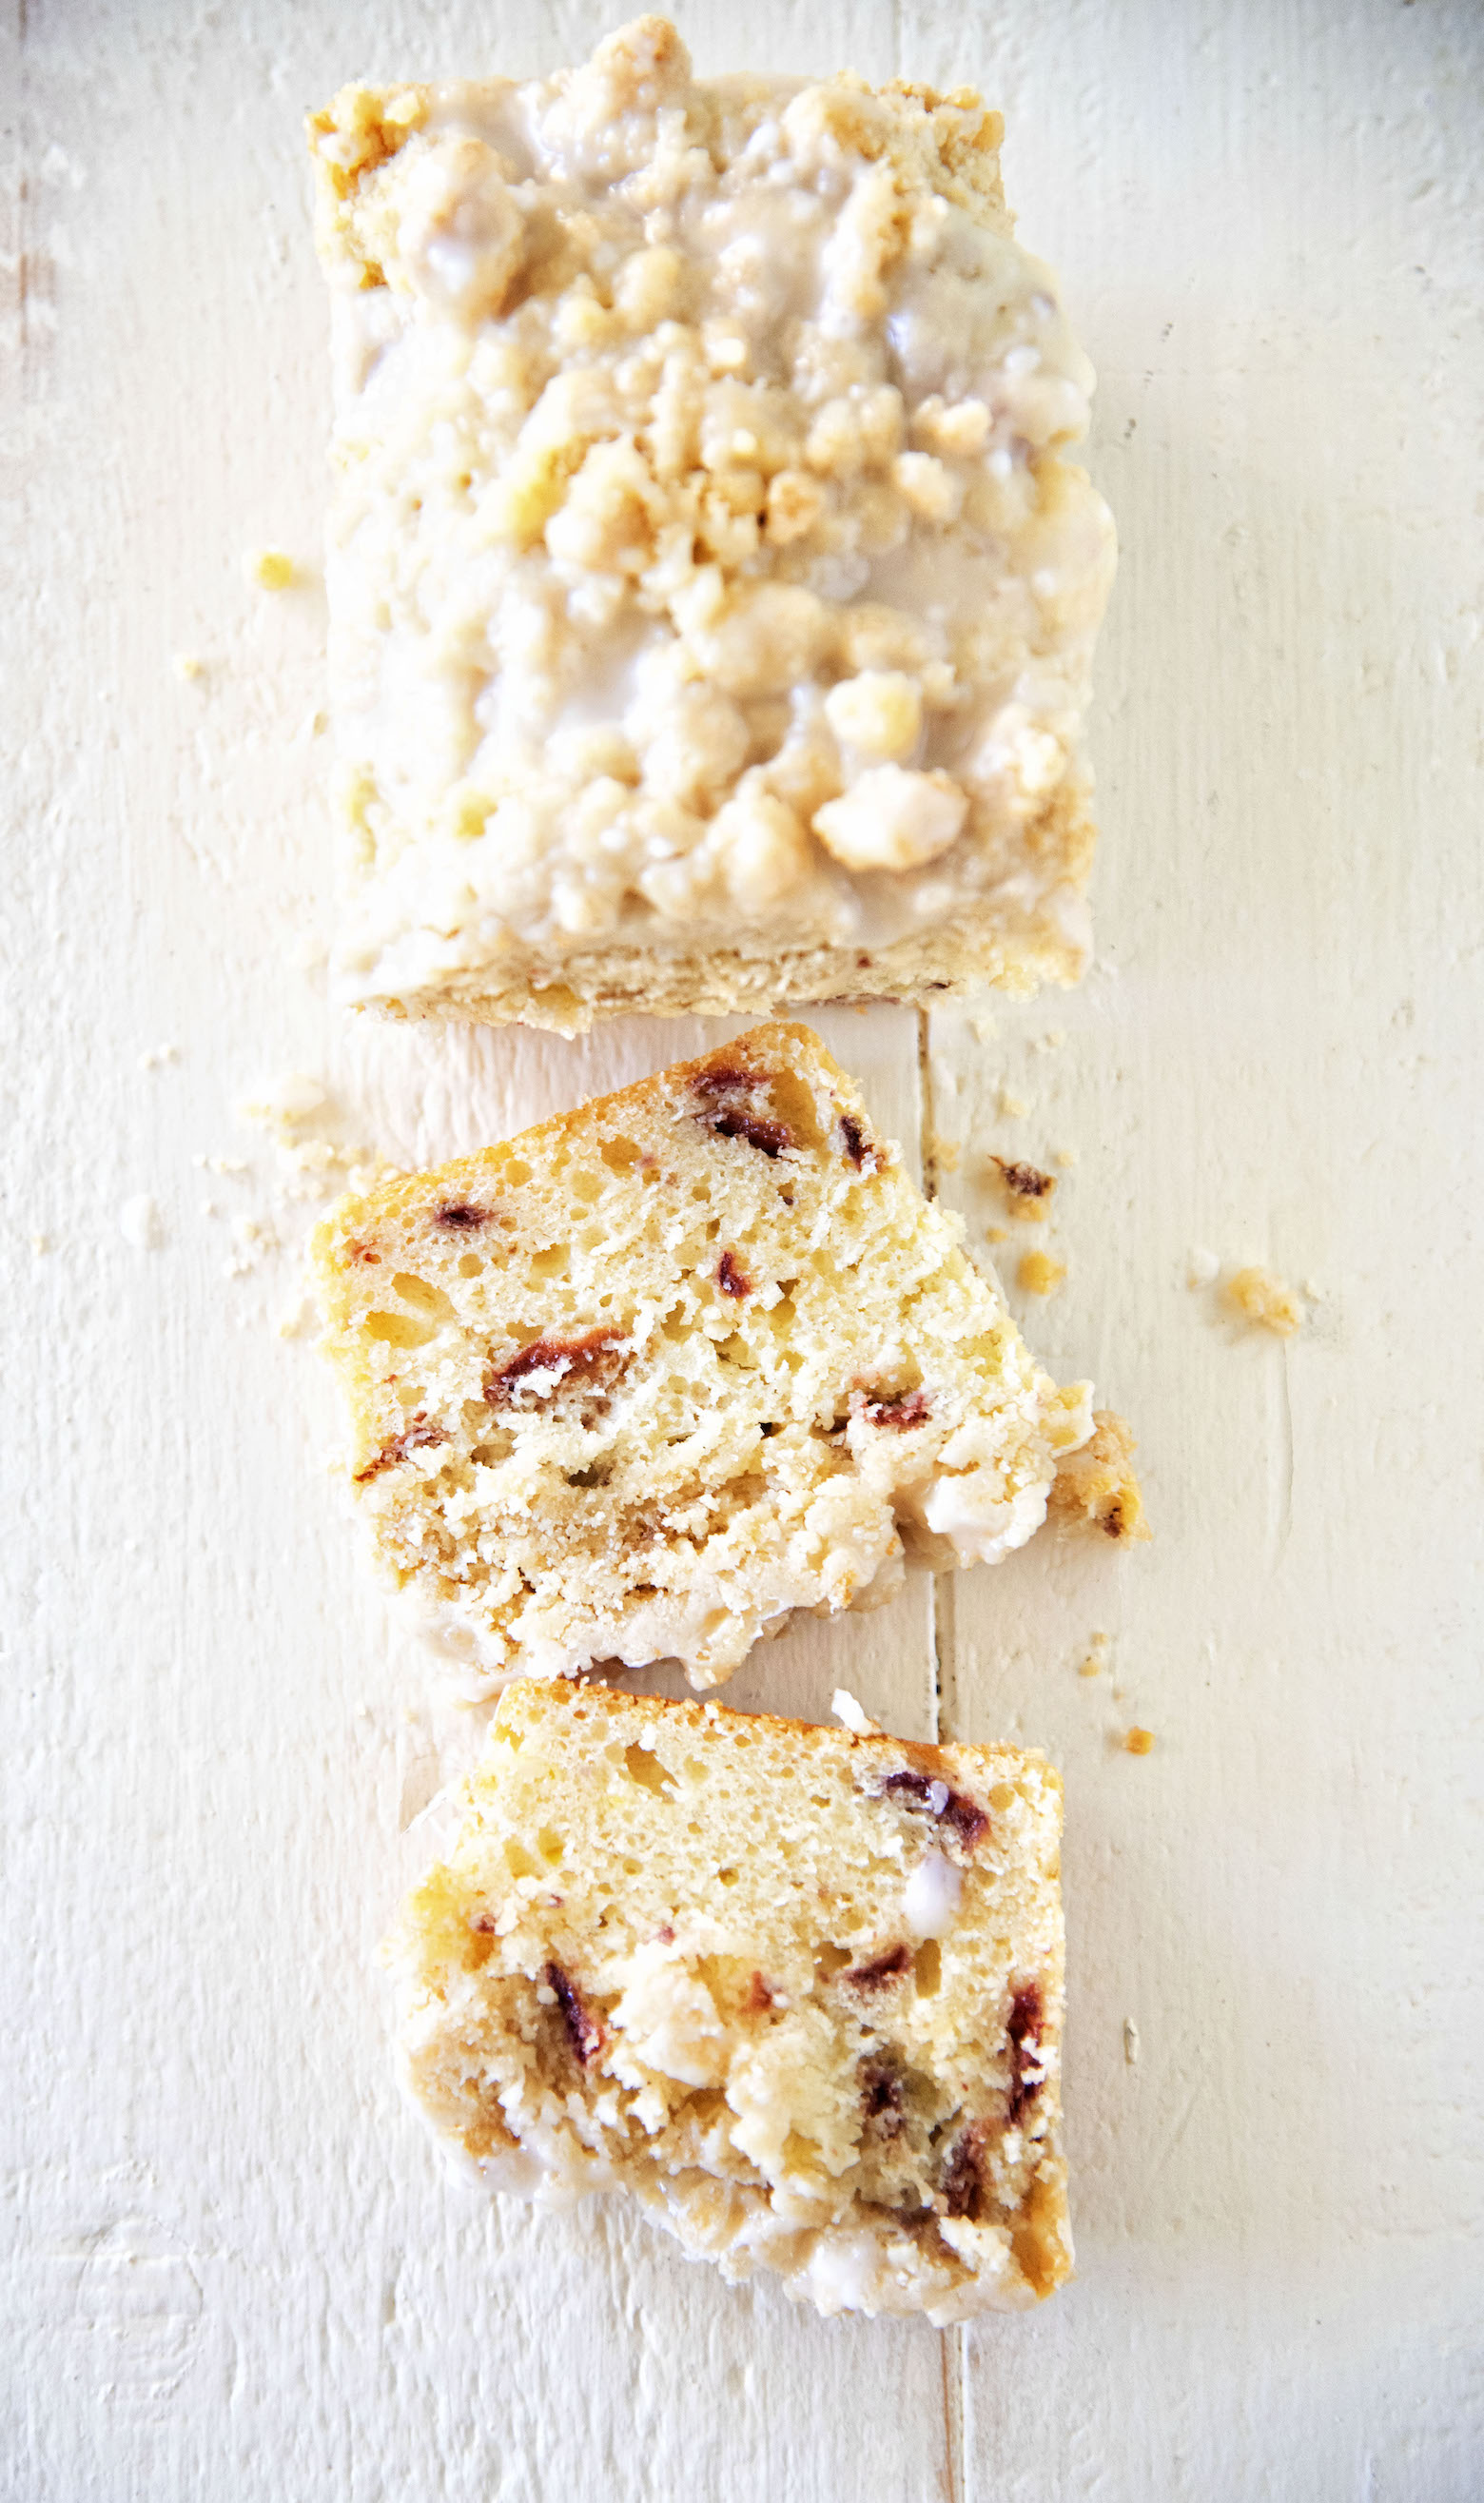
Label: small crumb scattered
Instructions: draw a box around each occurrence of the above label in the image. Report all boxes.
[1053,1146,1076,1170]
[210,1076,401,1311]
[239,1073,327,1139]
[245,547,296,591]
[1225,1264,1302,1337]
[139,1042,179,1070]
[119,1194,165,1251]
[1123,2018,1140,2064]
[928,1133,961,1174]
[171,653,205,683]
[985,1223,1009,1245]
[30,1232,51,1256]
[831,1689,882,1739]
[1123,1726,1156,1756]
[1017,1248,1065,1297]
[991,1155,1055,1221]
[1078,1632,1109,1679]
[996,1086,1029,1120]
[1185,1245,1220,1288]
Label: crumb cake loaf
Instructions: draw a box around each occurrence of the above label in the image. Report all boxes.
[308,16,1116,1031]
[396,1679,1071,2321]
[312,1023,1125,1690]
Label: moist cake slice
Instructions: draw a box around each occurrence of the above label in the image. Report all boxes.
[395,1678,1071,2321]
[312,1022,1128,1691]
[308,15,1116,1032]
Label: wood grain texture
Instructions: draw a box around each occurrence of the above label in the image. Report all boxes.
[2,2,1480,2498]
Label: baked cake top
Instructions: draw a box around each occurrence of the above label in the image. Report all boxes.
[309,17,1114,1018]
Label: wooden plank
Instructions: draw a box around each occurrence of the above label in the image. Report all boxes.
[0,5,944,2500]
[5,0,1482,2495]
[904,0,1484,2493]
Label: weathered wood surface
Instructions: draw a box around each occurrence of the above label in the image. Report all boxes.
[3,3,1480,2495]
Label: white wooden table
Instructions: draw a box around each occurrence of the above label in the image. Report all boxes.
[5,4,1481,2495]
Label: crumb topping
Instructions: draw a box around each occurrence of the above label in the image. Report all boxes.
[310,16,1114,1013]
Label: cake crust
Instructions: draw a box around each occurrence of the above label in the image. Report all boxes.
[395,1679,1072,2321]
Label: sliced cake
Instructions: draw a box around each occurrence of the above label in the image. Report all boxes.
[395,1678,1071,2321]
[312,1022,1125,1690]
[308,15,1116,1030]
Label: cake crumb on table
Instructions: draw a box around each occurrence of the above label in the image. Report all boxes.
[119,1194,165,1251]
[991,1156,1056,1220]
[1123,1727,1156,1756]
[1225,1264,1302,1336]
[1077,1632,1108,1678]
[1017,1248,1065,1297]
[244,547,296,591]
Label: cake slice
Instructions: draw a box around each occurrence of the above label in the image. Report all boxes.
[308,15,1115,1032]
[396,1678,1071,2321]
[312,1022,1127,1690]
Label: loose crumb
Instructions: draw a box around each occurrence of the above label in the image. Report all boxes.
[970,1012,998,1044]
[171,653,205,682]
[1077,1632,1108,1679]
[238,1072,328,1138]
[1017,1248,1065,1297]
[1053,1146,1076,1170]
[996,1087,1028,1120]
[30,1232,51,1256]
[139,1042,179,1070]
[928,1133,961,1174]
[245,547,296,591]
[119,1194,165,1251]
[1185,1245,1220,1288]
[985,1224,1009,1245]
[1123,1727,1156,1756]
[991,1155,1056,1221]
[1225,1264,1302,1337]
